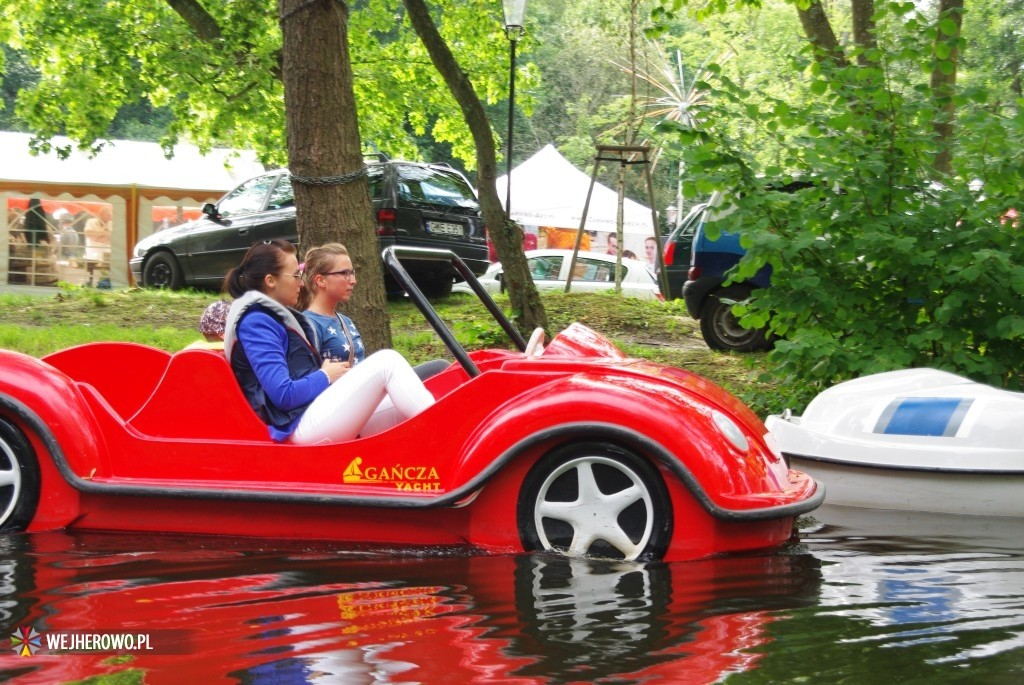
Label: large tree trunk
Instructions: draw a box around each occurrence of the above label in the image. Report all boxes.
[930,0,963,176]
[279,0,391,350]
[401,0,547,334]
[796,1,848,68]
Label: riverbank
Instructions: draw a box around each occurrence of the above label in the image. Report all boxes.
[0,286,775,413]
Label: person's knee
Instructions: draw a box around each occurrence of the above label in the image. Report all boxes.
[369,348,404,367]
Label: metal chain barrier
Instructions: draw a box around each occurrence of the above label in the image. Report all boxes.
[289,167,368,186]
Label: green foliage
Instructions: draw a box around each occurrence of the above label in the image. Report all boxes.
[662,0,1024,410]
[0,1,519,168]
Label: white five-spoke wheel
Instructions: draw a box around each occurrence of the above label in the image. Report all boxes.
[518,443,672,561]
[0,418,41,532]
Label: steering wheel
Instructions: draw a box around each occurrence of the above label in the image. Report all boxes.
[524,327,546,358]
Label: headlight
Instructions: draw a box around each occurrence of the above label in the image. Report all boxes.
[711,410,749,453]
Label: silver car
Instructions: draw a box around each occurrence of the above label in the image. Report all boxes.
[459,249,663,300]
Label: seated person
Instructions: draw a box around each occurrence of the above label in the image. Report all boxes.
[300,242,448,380]
[223,239,434,444]
[185,299,230,350]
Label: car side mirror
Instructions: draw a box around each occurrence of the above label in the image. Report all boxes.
[202,203,220,220]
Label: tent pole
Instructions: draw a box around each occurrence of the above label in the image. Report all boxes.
[565,153,601,292]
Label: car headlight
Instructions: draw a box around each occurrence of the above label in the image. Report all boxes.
[711,410,749,453]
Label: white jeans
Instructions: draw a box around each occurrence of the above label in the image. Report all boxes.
[290,349,434,444]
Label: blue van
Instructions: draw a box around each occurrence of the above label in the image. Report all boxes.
[677,192,772,352]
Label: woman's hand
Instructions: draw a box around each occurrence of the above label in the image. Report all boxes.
[321,358,351,383]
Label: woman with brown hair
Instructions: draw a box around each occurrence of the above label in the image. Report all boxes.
[222,239,434,444]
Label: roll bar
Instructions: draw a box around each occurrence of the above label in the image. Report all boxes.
[381,247,528,378]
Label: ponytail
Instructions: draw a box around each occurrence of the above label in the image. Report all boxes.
[223,239,296,298]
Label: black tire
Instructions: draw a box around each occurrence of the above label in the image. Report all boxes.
[142,251,183,289]
[517,442,672,561]
[418,271,454,299]
[699,286,770,352]
[0,418,42,533]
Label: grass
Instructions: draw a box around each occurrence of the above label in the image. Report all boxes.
[0,285,778,414]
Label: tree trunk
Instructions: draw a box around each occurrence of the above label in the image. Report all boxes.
[796,1,848,68]
[279,0,391,350]
[930,0,963,176]
[851,0,877,67]
[401,0,547,334]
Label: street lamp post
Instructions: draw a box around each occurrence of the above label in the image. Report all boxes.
[502,0,527,218]
[665,205,678,232]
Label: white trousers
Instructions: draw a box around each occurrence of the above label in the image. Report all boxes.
[290,349,434,445]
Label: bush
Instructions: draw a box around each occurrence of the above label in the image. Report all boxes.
[663,1,1024,411]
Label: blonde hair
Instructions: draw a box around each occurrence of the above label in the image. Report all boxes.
[297,243,350,310]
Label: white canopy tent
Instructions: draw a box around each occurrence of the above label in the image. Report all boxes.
[494,144,657,253]
[1,132,264,288]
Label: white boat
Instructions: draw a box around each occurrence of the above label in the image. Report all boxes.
[765,368,1024,517]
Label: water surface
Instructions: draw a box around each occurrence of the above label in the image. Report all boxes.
[0,504,1021,683]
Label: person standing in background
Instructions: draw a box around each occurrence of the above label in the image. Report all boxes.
[84,207,112,265]
[644,236,658,270]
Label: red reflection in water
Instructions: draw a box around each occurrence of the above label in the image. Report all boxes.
[0,533,820,684]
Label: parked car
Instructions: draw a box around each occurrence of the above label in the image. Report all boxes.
[681,182,812,352]
[458,249,663,300]
[681,194,773,352]
[0,247,822,562]
[661,203,705,300]
[130,161,490,297]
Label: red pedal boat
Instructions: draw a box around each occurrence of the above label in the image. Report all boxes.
[0,248,822,561]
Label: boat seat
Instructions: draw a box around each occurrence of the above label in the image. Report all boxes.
[128,348,270,441]
[44,342,171,420]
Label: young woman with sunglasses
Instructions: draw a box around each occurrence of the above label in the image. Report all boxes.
[222,239,434,444]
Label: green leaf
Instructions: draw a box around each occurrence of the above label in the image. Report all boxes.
[939,18,958,37]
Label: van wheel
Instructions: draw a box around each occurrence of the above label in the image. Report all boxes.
[518,443,672,561]
[699,286,770,352]
[0,418,41,533]
[142,252,183,290]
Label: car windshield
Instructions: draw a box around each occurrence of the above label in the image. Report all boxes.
[218,174,279,218]
[396,165,479,211]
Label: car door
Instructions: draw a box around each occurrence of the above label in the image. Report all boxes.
[185,172,280,286]
[664,205,706,299]
[248,173,298,247]
[566,256,615,294]
[527,254,565,292]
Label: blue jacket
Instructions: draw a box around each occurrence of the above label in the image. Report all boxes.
[224,291,328,441]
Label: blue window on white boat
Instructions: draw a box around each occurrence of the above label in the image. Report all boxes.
[873,397,974,437]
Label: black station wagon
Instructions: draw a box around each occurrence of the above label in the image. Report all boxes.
[130,160,490,297]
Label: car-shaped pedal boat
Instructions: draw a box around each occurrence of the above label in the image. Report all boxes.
[0,247,822,561]
[766,368,1024,517]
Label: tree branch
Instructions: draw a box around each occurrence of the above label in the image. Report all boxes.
[164,0,223,41]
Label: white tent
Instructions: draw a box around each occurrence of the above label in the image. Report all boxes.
[2,132,264,289]
[495,144,656,238]
[0,131,264,190]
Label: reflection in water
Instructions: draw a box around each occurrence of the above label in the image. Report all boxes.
[0,511,1021,683]
[0,534,821,684]
[748,505,1024,683]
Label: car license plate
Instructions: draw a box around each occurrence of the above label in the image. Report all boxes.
[426,221,464,237]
